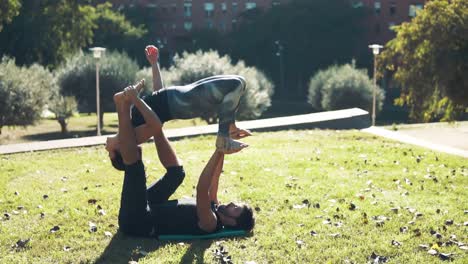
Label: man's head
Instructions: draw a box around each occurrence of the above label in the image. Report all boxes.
[216,202,255,232]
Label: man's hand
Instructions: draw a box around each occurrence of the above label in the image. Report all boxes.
[145,45,159,66]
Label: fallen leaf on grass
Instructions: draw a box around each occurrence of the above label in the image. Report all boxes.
[296,240,305,247]
[43,194,48,199]
[391,240,401,247]
[63,246,71,252]
[13,238,30,250]
[368,252,389,263]
[89,222,98,233]
[104,231,112,237]
[419,244,430,250]
[310,231,318,236]
[50,226,60,233]
[427,249,438,256]
[438,253,454,261]
[88,199,98,205]
[444,219,453,225]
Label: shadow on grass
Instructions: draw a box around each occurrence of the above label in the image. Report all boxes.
[94,232,214,264]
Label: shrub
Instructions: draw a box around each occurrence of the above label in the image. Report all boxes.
[56,50,139,126]
[0,57,53,134]
[136,50,274,123]
[308,63,385,113]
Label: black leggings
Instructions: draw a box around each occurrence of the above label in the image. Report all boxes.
[118,161,185,237]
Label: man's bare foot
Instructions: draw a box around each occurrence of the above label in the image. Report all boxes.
[216,136,248,154]
[229,124,252,140]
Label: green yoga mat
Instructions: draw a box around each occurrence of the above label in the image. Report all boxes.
[158,229,247,241]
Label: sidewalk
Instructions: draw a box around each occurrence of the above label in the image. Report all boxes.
[0,108,369,155]
[2,108,467,159]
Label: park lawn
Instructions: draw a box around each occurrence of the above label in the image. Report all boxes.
[0,113,206,145]
[0,130,467,264]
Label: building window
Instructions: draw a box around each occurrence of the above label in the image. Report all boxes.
[184,21,192,31]
[205,2,214,17]
[221,3,227,13]
[206,19,214,29]
[232,2,238,13]
[172,23,177,30]
[409,4,423,17]
[272,1,280,7]
[374,1,381,15]
[184,3,192,17]
[232,19,237,29]
[389,1,396,16]
[352,1,363,8]
[246,2,256,10]
[220,21,226,32]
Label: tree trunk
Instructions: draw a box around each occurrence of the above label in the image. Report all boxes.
[99,111,104,130]
[58,118,68,134]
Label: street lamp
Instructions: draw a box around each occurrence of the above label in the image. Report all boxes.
[368,44,383,126]
[89,47,106,136]
[274,40,284,95]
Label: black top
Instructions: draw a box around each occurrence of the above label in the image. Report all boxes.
[151,198,222,235]
[131,89,172,127]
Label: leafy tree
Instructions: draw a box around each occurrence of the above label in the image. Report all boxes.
[378,0,468,122]
[137,50,274,123]
[57,51,139,127]
[226,0,370,99]
[0,0,21,31]
[49,93,77,134]
[308,62,385,113]
[0,57,53,134]
[0,0,145,67]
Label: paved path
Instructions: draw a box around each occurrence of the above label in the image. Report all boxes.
[0,108,369,155]
[1,108,467,159]
[362,126,468,158]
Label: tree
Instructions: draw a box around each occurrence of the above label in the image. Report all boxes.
[0,1,145,67]
[136,50,274,123]
[0,0,21,31]
[308,62,385,113]
[57,51,139,127]
[49,94,77,134]
[226,0,370,99]
[0,57,52,134]
[378,0,468,122]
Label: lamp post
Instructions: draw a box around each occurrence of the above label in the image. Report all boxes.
[274,40,284,95]
[368,44,383,126]
[89,47,106,136]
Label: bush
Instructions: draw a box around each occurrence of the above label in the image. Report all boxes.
[0,57,53,134]
[56,50,139,126]
[136,50,274,123]
[308,63,385,113]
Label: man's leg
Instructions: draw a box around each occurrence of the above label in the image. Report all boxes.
[115,95,153,236]
[146,130,185,204]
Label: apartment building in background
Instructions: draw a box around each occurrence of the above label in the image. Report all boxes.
[111,0,427,52]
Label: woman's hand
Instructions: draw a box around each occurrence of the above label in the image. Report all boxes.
[145,45,159,66]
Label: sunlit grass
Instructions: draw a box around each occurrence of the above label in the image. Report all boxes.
[0,130,467,263]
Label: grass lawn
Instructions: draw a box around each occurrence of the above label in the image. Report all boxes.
[0,113,206,145]
[0,130,467,263]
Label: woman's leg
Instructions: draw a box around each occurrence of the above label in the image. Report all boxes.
[114,94,153,237]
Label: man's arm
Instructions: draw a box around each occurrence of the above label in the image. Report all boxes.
[145,45,164,92]
[208,154,224,204]
[196,150,224,232]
